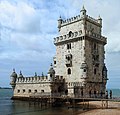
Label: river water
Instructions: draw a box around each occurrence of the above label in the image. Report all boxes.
[0,89,79,115]
[0,88,120,115]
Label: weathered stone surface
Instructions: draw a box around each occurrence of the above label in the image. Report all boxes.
[10,6,107,98]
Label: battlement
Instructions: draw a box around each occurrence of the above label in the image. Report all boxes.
[60,14,101,27]
[54,30,106,45]
[16,75,65,84]
[16,76,49,84]
[61,15,81,26]
[86,15,99,24]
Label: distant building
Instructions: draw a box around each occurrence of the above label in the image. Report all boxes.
[10,6,108,98]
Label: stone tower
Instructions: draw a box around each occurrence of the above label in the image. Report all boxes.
[53,6,108,97]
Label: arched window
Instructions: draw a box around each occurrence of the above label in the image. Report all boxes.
[23,89,25,93]
[34,90,37,93]
[28,89,31,93]
[50,74,52,77]
[17,90,20,93]
[68,68,71,75]
[69,31,72,37]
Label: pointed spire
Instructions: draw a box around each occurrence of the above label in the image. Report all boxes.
[59,15,61,19]
[82,5,85,10]
[81,5,86,12]
[98,15,102,20]
[98,15,102,25]
[50,63,53,67]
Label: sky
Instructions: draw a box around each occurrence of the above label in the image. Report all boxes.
[0,0,120,88]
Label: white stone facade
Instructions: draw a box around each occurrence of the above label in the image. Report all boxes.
[10,6,108,98]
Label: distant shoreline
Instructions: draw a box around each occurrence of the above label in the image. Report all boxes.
[0,87,12,89]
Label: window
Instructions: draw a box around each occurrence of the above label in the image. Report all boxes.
[50,74,52,77]
[69,31,72,37]
[23,89,25,93]
[54,61,56,64]
[34,90,37,93]
[67,43,71,49]
[94,68,96,75]
[28,89,31,93]
[17,90,20,93]
[83,69,86,72]
[68,68,71,75]
[94,43,97,50]
[41,90,44,93]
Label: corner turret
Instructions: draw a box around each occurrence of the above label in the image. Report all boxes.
[80,5,86,18]
[102,64,108,81]
[98,15,102,26]
[58,16,62,31]
[47,63,55,81]
[10,69,17,89]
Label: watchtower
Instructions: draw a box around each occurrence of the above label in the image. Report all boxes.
[54,6,108,97]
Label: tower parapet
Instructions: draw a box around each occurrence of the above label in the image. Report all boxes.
[58,6,102,29]
[54,30,107,45]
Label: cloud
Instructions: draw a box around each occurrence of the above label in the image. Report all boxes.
[0,0,120,88]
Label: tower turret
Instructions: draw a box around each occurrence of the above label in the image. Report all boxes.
[80,6,86,18]
[10,69,17,89]
[102,64,108,82]
[58,16,62,31]
[47,63,55,81]
[98,15,102,26]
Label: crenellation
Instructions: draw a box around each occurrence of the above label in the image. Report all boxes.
[16,76,50,84]
[61,14,81,26]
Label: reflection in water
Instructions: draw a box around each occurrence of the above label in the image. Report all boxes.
[0,89,80,115]
[0,98,78,115]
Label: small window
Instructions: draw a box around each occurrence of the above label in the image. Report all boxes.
[68,68,71,75]
[94,43,97,50]
[83,69,86,72]
[17,90,20,93]
[23,89,25,93]
[67,43,71,49]
[69,31,72,37]
[34,90,37,93]
[41,90,44,93]
[54,61,56,64]
[94,68,96,74]
[50,74,52,77]
[67,44,69,49]
[28,89,31,93]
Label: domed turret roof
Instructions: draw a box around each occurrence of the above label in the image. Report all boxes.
[10,69,17,78]
[48,63,55,74]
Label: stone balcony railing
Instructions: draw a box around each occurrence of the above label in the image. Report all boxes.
[54,30,83,44]
[54,30,107,45]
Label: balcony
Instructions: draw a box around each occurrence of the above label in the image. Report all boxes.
[66,60,72,67]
